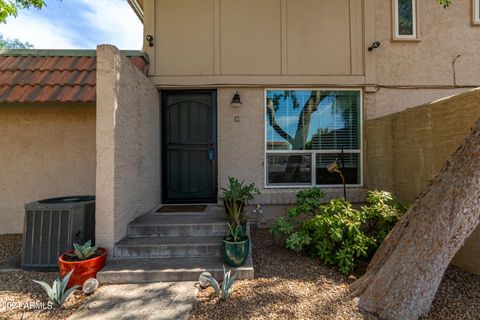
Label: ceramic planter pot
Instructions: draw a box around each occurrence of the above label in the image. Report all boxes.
[221,237,249,267]
[58,248,107,288]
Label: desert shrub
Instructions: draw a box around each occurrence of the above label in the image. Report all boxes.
[271,189,407,274]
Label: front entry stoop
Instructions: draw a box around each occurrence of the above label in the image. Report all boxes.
[97,206,254,283]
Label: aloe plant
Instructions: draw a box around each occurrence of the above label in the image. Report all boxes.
[32,269,79,307]
[67,240,98,260]
[203,265,237,300]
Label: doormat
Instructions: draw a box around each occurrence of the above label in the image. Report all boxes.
[157,205,207,213]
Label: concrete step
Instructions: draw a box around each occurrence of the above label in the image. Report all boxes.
[127,213,228,237]
[114,236,224,259]
[97,255,254,283]
[101,207,255,283]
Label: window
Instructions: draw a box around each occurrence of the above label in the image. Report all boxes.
[473,0,480,25]
[265,90,362,187]
[393,0,418,40]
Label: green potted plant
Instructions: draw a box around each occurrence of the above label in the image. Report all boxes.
[221,177,260,219]
[221,200,249,267]
[58,240,107,288]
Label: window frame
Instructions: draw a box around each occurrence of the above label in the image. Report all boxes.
[392,0,420,41]
[473,0,480,25]
[263,88,363,189]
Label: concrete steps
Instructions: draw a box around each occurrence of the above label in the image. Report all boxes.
[97,255,254,283]
[114,235,224,259]
[127,211,228,237]
[98,206,254,283]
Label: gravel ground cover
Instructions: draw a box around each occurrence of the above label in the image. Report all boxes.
[0,271,90,320]
[0,234,90,320]
[190,228,480,320]
[0,234,22,263]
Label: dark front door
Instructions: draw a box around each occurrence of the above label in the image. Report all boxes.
[161,91,217,203]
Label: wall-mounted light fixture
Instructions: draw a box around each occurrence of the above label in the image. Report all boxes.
[146,35,154,47]
[368,41,381,51]
[231,91,242,108]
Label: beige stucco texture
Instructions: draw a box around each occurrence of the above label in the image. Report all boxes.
[0,105,96,234]
[367,0,480,119]
[366,88,480,274]
[375,0,480,87]
[217,88,264,190]
[96,45,160,252]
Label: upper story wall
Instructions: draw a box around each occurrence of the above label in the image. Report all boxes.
[143,0,370,86]
[141,0,480,89]
[375,0,480,86]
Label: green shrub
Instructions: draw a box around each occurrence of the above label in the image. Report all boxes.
[271,189,407,274]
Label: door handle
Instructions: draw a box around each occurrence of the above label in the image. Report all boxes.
[208,141,215,161]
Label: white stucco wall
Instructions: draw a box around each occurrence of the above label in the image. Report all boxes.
[0,106,96,234]
[96,45,160,252]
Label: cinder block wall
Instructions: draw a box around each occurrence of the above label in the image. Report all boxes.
[366,88,480,274]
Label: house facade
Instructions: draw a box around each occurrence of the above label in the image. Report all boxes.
[132,0,480,202]
[122,0,480,274]
[1,0,480,275]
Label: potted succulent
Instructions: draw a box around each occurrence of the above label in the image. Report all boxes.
[221,200,249,267]
[58,240,107,288]
[221,177,260,219]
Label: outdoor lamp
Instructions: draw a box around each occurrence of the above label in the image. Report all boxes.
[231,92,242,108]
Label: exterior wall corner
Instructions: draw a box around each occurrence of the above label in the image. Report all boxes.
[95,44,160,253]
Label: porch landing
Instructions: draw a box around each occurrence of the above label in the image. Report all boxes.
[97,205,254,283]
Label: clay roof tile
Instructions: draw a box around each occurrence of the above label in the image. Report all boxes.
[0,50,148,104]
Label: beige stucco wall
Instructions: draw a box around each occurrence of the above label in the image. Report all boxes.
[96,45,160,252]
[375,0,479,87]
[366,0,480,119]
[0,105,96,234]
[366,88,480,274]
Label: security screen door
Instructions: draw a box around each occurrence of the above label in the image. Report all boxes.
[161,91,217,203]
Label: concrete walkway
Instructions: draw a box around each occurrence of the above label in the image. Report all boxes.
[69,282,197,320]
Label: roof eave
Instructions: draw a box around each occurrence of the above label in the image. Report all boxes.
[128,0,144,23]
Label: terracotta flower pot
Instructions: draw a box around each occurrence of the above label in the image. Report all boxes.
[58,248,107,288]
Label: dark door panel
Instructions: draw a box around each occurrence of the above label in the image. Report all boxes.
[161,91,217,203]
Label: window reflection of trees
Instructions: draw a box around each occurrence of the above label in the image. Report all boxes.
[266,90,360,186]
[266,91,358,151]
